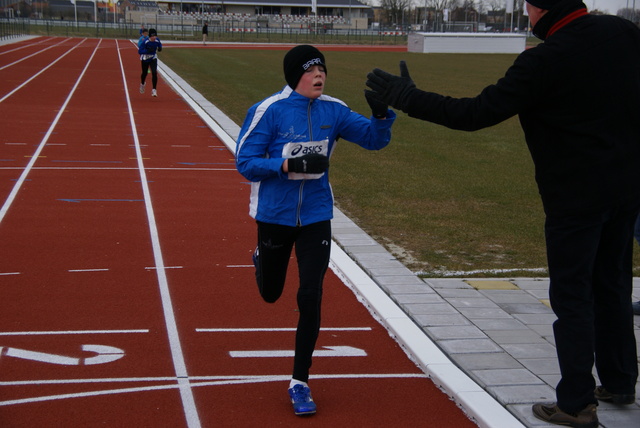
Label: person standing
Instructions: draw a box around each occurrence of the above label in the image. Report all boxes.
[236,45,395,416]
[202,22,208,45]
[366,0,640,427]
[138,28,162,97]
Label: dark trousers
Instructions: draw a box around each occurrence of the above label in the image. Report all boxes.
[254,220,331,383]
[545,199,639,413]
[140,59,158,89]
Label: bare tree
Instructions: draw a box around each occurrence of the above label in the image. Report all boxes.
[428,0,459,13]
[618,8,640,25]
[486,0,506,12]
[380,0,413,26]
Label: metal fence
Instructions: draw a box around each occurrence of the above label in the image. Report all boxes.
[0,17,407,45]
[0,19,30,41]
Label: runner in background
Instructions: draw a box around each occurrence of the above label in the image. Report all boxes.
[138,28,163,97]
[137,28,148,49]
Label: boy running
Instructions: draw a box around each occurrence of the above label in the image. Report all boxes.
[138,28,162,97]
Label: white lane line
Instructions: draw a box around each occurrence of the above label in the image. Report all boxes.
[0,330,149,336]
[196,327,372,332]
[0,37,49,56]
[144,266,183,270]
[0,38,86,103]
[1,373,426,387]
[0,373,427,407]
[0,272,20,276]
[0,37,71,71]
[0,167,236,171]
[68,268,110,272]
[230,346,367,358]
[116,39,201,428]
[0,38,93,226]
[1,377,183,385]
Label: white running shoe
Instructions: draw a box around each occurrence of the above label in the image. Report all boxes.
[152,89,157,97]
[139,83,145,94]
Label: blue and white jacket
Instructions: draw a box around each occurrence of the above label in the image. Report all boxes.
[138,38,162,61]
[236,85,396,227]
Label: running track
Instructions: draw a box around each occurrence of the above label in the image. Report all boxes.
[0,37,477,427]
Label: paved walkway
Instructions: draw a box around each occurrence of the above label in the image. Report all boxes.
[159,58,640,428]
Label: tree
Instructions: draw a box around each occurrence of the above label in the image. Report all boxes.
[618,8,640,25]
[380,0,413,27]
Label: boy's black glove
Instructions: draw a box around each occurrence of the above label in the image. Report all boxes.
[364,90,388,119]
[366,61,416,111]
[288,153,329,174]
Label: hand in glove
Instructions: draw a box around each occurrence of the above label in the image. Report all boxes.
[366,61,416,111]
[364,89,388,119]
[288,153,329,174]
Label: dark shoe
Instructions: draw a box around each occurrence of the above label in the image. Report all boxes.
[532,402,598,428]
[633,301,640,315]
[595,386,636,404]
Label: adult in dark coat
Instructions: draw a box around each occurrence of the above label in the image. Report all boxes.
[366,0,640,426]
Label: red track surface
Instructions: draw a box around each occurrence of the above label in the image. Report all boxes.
[0,37,474,427]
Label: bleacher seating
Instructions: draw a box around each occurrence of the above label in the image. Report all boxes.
[159,10,346,26]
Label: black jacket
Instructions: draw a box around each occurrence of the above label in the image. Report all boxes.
[402,0,640,216]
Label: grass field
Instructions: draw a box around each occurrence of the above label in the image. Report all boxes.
[159,47,640,277]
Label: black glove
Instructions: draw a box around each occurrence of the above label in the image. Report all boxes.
[364,90,388,119]
[288,153,329,174]
[366,61,416,111]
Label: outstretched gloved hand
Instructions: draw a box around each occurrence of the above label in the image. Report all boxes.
[366,61,416,111]
[364,89,388,119]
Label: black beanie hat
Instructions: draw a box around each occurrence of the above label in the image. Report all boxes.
[149,28,157,37]
[283,45,326,89]
[526,0,561,9]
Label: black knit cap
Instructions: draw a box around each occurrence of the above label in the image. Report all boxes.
[283,45,326,89]
[526,0,561,9]
[149,28,157,37]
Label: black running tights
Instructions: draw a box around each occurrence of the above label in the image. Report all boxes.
[140,59,158,89]
[254,220,331,383]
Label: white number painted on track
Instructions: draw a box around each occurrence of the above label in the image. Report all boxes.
[0,344,124,365]
[229,345,366,358]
